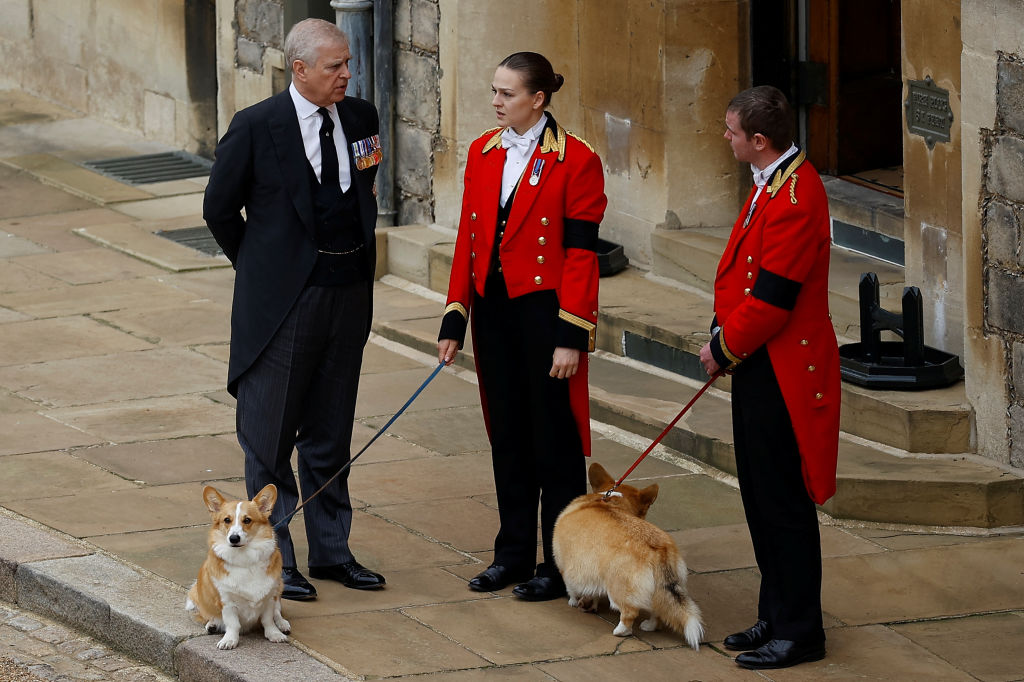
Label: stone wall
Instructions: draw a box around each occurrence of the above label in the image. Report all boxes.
[962,0,1024,466]
[0,0,217,155]
[394,0,441,225]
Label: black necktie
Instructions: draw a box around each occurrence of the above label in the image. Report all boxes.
[317,107,339,190]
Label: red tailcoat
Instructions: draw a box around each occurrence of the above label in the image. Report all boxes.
[442,118,607,455]
[709,152,840,503]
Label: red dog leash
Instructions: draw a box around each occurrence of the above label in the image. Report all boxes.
[605,370,723,498]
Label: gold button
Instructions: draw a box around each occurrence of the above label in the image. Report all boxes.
[746,272,752,279]
[541,217,549,226]
[499,231,504,238]
[471,233,475,239]
[471,212,477,221]
[744,288,750,295]
[471,252,476,258]
[800,339,809,346]
[534,276,543,285]
[538,237,546,245]
[746,256,753,264]
[807,365,816,372]
[498,266,502,272]
[471,272,476,279]
[592,310,598,316]
[742,352,748,357]
[815,392,823,400]
[537,256,545,264]
[501,220,506,226]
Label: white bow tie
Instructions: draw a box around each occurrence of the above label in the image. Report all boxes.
[501,129,534,153]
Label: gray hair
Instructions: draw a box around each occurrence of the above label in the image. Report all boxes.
[284,18,348,71]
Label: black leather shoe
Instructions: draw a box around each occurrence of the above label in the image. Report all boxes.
[735,638,826,670]
[467,565,533,592]
[281,567,317,601]
[724,619,771,651]
[512,575,567,602]
[309,560,386,590]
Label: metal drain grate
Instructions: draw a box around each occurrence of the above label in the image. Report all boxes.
[83,151,212,185]
[156,226,222,257]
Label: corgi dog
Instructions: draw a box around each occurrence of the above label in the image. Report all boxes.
[185,484,290,650]
[552,462,704,650]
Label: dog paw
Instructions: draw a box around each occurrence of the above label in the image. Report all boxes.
[276,617,291,634]
[567,595,579,607]
[216,634,239,650]
[578,597,597,613]
[612,622,632,637]
[205,620,225,634]
[640,618,658,632]
[264,628,289,643]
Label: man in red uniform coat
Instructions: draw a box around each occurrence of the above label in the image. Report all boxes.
[699,85,840,670]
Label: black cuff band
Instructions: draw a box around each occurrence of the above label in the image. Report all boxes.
[710,332,731,370]
[555,317,590,352]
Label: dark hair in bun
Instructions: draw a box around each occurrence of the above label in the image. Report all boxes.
[498,52,563,108]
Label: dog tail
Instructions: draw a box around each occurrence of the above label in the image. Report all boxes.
[653,559,704,651]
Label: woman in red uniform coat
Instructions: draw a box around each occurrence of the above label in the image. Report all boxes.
[437,52,607,602]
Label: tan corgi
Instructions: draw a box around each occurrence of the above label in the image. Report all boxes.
[185,484,290,650]
[553,462,704,650]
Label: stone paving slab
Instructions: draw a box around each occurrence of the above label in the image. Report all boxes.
[13,247,165,284]
[108,195,204,222]
[291,608,489,677]
[174,635,353,682]
[373,497,500,554]
[0,450,139,502]
[162,269,236,307]
[88,526,209,590]
[0,232,49,259]
[892,612,1024,682]
[0,208,130,253]
[0,260,63,293]
[0,411,102,456]
[346,452,497,507]
[2,154,152,204]
[44,394,236,442]
[0,276,199,318]
[0,347,226,407]
[75,222,230,272]
[0,316,152,366]
[0,513,91,602]
[345,509,470,570]
[822,536,1024,625]
[360,404,492,455]
[72,436,244,486]
[93,301,231,346]
[354,366,481,418]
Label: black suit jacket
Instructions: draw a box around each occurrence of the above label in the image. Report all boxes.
[204,89,380,395]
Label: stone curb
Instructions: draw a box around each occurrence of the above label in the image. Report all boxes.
[0,510,354,681]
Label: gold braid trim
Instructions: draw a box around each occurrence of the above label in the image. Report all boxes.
[789,173,799,205]
[719,328,743,367]
[766,150,806,198]
[566,130,594,153]
[481,127,505,154]
[559,309,597,352]
[444,302,468,320]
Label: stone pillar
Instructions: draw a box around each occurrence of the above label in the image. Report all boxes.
[332,0,374,100]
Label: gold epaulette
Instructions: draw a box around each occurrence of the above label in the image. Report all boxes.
[481,126,505,154]
[766,150,806,199]
[566,130,595,153]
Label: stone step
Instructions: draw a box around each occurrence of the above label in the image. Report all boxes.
[650,226,907,340]
[385,225,972,455]
[370,277,1023,529]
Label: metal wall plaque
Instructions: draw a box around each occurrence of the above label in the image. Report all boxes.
[904,76,953,149]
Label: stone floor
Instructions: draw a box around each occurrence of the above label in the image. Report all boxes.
[0,89,1023,681]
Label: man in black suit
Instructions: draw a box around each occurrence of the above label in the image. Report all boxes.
[204,18,385,601]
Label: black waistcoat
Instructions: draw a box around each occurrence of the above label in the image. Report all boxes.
[306,162,368,286]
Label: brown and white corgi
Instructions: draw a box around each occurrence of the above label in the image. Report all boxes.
[553,462,704,650]
[185,484,290,650]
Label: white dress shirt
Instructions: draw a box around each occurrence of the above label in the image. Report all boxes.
[500,113,548,207]
[289,82,351,192]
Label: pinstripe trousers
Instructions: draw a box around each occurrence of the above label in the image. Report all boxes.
[235,282,369,569]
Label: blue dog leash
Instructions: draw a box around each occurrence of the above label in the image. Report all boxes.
[273,360,446,531]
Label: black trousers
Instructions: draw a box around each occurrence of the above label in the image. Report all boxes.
[731,347,824,642]
[235,282,369,569]
[472,274,586,577]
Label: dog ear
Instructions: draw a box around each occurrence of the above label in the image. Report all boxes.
[636,483,660,517]
[587,462,614,491]
[203,486,226,513]
[253,484,278,516]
